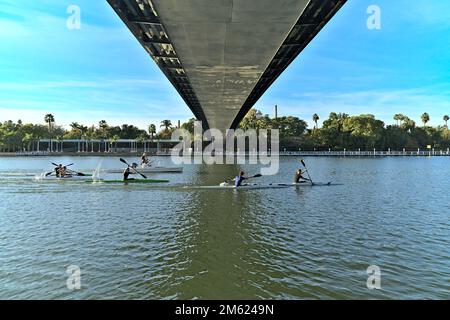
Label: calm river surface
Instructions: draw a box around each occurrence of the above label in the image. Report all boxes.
[0,156,448,299]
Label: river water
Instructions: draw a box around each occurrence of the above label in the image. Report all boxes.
[0,156,448,299]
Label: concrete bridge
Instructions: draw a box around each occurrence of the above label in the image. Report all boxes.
[107,0,347,132]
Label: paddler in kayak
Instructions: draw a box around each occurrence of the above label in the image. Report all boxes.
[54,164,63,177]
[59,166,72,178]
[141,153,150,167]
[123,163,138,181]
[294,169,310,184]
[235,171,248,187]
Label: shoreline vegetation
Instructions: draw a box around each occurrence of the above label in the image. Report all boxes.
[3,150,449,157]
[1,110,449,154]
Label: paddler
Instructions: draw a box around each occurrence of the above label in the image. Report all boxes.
[294,169,310,184]
[234,171,248,187]
[54,164,63,177]
[141,152,150,167]
[123,163,137,181]
[58,166,71,178]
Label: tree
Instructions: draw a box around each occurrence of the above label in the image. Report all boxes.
[342,114,385,149]
[79,125,88,138]
[99,120,108,130]
[320,113,350,149]
[421,113,430,127]
[136,133,148,150]
[22,133,34,151]
[110,135,120,152]
[119,124,143,139]
[148,124,157,139]
[239,109,263,130]
[160,120,173,131]
[312,113,320,129]
[401,116,416,132]
[443,115,449,128]
[70,122,80,130]
[180,118,197,135]
[394,114,404,126]
[44,114,55,133]
[444,115,450,140]
[272,116,308,138]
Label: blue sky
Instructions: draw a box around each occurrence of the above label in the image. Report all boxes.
[0,0,449,129]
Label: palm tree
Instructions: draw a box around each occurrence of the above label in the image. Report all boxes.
[79,125,88,137]
[70,122,80,131]
[421,113,430,127]
[444,115,450,140]
[137,133,147,152]
[148,124,156,139]
[44,114,55,132]
[444,115,449,128]
[394,114,404,126]
[312,113,320,130]
[99,120,108,130]
[110,135,120,152]
[160,120,172,131]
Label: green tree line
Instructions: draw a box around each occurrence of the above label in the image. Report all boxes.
[0,114,176,152]
[238,110,450,151]
[1,112,449,152]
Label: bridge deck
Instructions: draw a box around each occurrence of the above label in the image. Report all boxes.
[107,0,346,131]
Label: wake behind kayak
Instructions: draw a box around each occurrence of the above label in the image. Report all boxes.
[88,179,169,184]
[186,182,336,190]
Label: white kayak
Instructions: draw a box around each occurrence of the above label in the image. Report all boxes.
[187,182,334,190]
[35,175,94,181]
[102,166,183,173]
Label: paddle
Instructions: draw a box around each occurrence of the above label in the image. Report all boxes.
[66,168,87,177]
[225,173,262,183]
[45,171,55,177]
[120,158,147,179]
[51,162,74,167]
[300,159,314,186]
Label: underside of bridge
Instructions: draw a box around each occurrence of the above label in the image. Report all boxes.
[107,0,347,132]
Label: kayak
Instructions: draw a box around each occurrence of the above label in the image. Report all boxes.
[187,182,335,190]
[89,179,170,184]
[37,174,93,181]
[102,167,183,173]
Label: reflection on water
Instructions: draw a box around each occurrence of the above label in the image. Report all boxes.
[0,156,449,299]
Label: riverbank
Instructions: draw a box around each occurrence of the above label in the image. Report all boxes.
[2,149,450,157]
